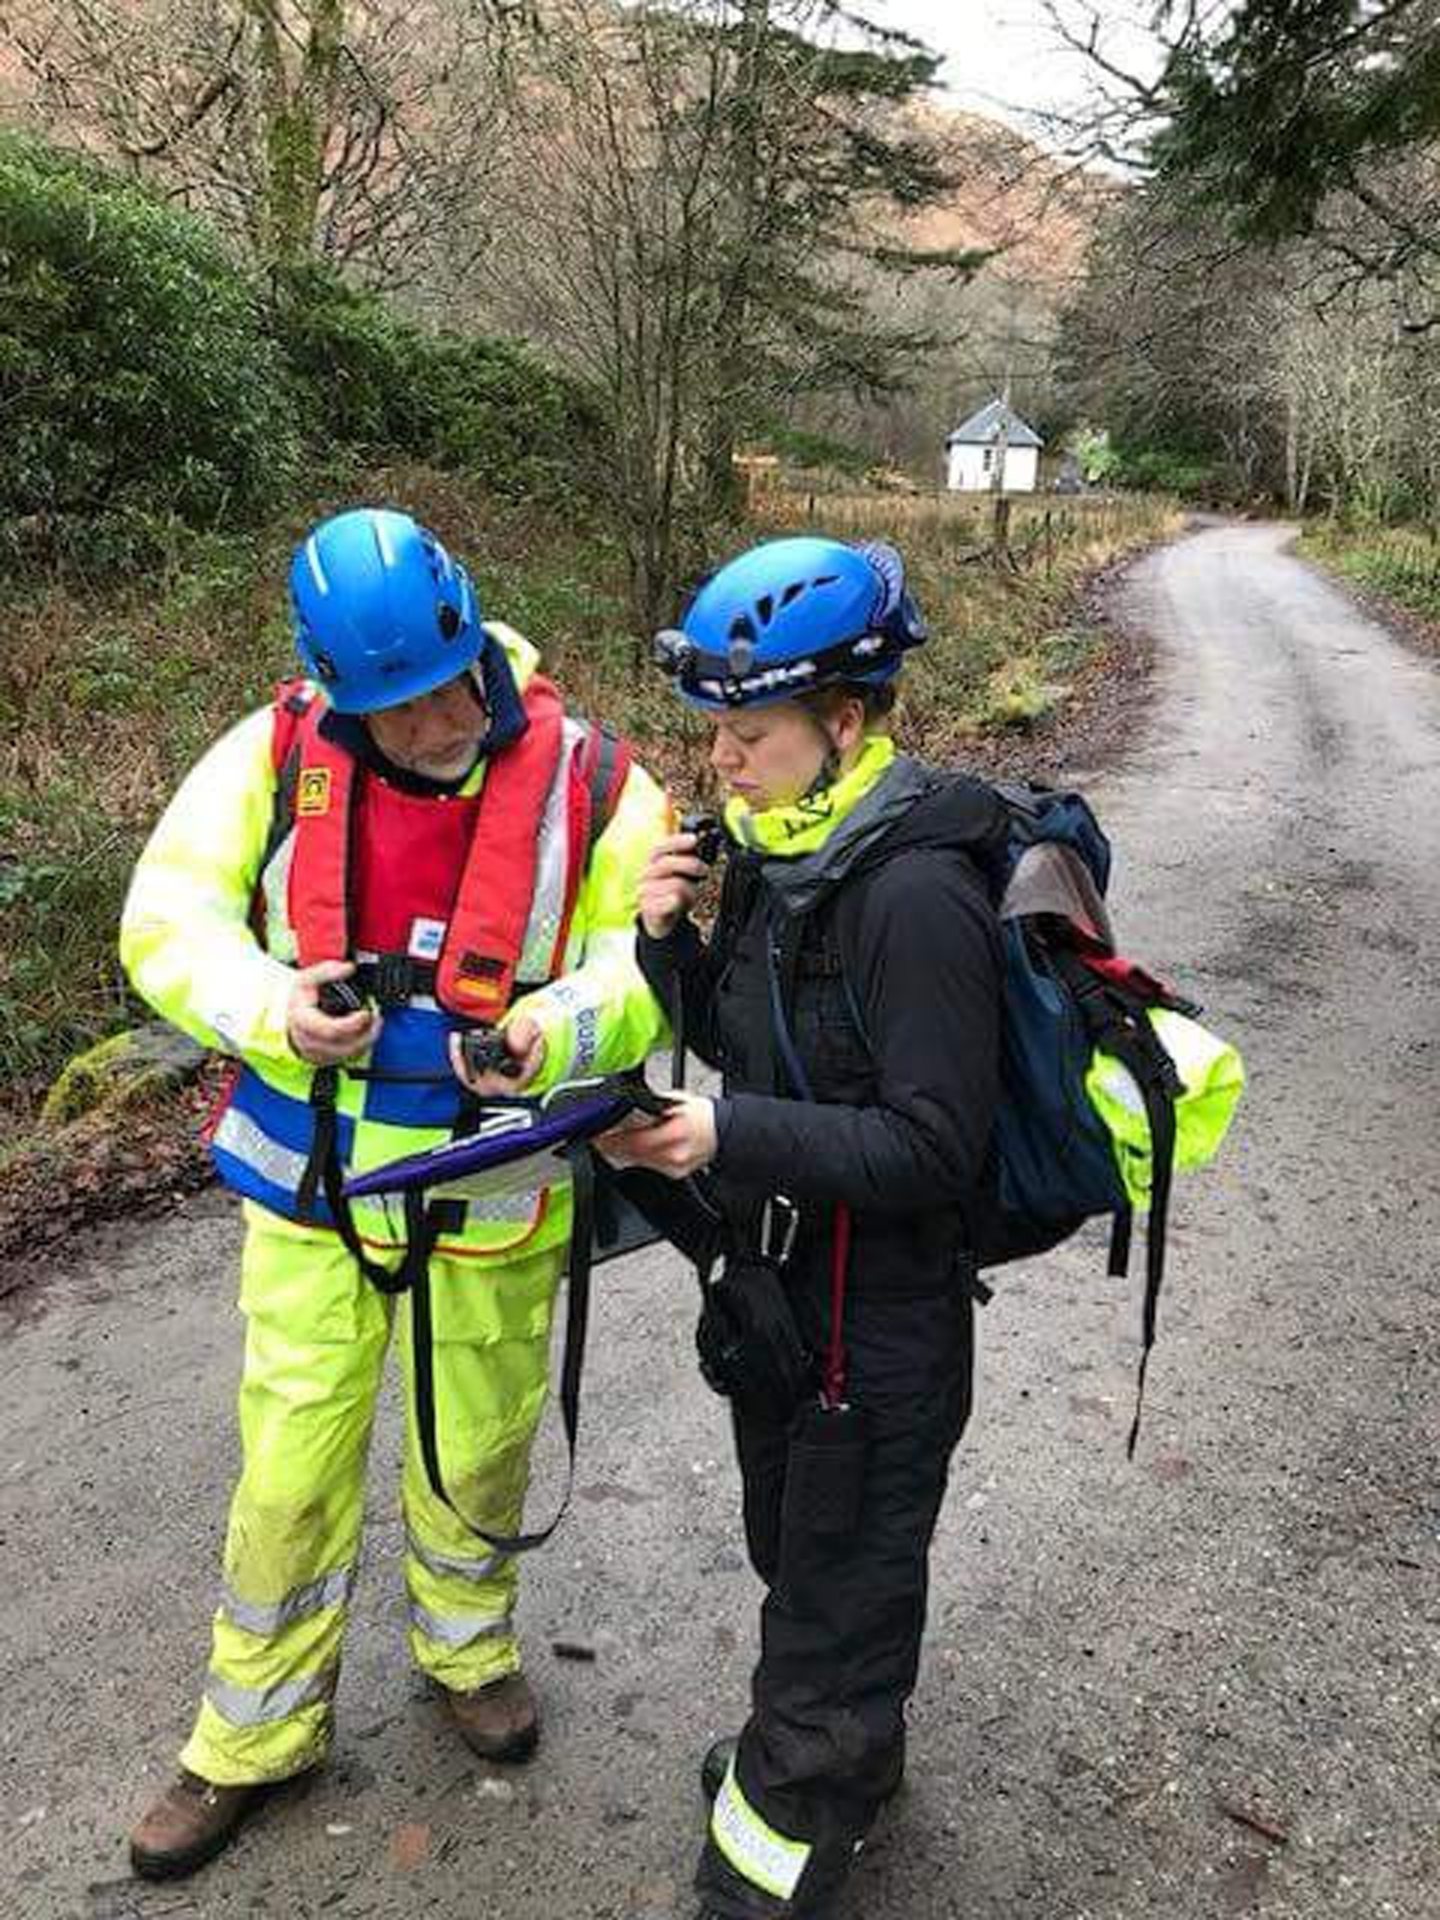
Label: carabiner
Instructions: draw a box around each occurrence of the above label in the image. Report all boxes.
[759,1193,800,1267]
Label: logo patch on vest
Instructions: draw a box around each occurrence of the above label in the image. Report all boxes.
[408,917,447,962]
[297,767,332,816]
[451,950,509,1010]
[456,950,507,985]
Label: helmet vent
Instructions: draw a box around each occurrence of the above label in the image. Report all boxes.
[780,582,806,607]
[438,603,462,641]
[755,594,774,626]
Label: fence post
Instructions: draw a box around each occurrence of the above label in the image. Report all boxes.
[990,495,1012,566]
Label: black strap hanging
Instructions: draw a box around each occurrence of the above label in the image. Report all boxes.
[408,1143,597,1553]
[298,1066,413,1296]
[1029,946,1185,1456]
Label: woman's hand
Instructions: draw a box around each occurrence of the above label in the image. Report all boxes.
[638,831,711,940]
[449,1014,547,1097]
[595,1091,717,1179]
[286,961,382,1065]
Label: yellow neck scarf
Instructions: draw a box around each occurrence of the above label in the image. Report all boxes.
[724,734,897,857]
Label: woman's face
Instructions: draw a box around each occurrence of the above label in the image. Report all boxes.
[708,697,862,809]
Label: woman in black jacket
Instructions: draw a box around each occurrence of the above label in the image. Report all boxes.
[606,535,1006,1920]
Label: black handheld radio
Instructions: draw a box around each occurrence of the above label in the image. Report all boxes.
[682,811,724,867]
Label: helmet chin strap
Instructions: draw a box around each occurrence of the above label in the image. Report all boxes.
[799,710,845,802]
[465,662,492,720]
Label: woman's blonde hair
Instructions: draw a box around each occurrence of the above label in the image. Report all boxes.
[798,680,897,729]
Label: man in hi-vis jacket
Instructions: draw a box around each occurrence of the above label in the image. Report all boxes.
[120,507,668,1879]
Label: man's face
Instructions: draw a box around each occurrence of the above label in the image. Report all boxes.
[364,672,487,781]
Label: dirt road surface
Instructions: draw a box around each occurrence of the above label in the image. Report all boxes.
[3,521,1437,1919]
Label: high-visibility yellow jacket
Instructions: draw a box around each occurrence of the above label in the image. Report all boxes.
[120,624,670,1263]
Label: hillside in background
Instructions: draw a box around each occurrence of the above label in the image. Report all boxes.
[906,101,1105,293]
[787,97,1112,474]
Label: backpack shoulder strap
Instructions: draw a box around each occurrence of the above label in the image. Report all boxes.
[260,680,321,874]
[575,720,634,862]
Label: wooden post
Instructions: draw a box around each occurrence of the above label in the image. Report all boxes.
[991,495,1012,566]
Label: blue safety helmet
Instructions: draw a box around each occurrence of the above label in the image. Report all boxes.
[653,535,927,710]
[289,508,482,713]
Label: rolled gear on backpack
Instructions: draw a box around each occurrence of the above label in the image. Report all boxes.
[1086,1008,1245,1208]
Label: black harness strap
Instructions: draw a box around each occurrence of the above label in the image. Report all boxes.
[299,1066,416,1295]
[409,1144,596,1551]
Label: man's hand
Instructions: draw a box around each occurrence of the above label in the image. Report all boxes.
[286,960,381,1065]
[449,1014,547,1097]
[638,831,711,940]
[595,1091,717,1179]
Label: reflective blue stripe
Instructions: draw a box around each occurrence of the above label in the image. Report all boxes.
[210,1066,356,1223]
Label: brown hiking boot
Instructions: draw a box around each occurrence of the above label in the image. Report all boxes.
[443,1671,540,1762]
[129,1768,268,1880]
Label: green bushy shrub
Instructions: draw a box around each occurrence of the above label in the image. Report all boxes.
[1113,444,1220,498]
[270,263,439,450]
[271,264,604,502]
[0,134,298,568]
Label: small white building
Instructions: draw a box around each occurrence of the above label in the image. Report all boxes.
[945,399,1044,493]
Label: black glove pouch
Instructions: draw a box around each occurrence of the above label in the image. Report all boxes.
[782,1398,870,1540]
[695,1258,814,1422]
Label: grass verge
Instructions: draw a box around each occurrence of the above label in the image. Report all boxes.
[1299,519,1440,627]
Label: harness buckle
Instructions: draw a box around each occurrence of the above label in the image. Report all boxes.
[370,951,418,1009]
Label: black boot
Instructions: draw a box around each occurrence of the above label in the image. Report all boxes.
[700,1735,736,1803]
[701,1732,905,1808]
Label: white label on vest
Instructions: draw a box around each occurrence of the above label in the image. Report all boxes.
[409,917,447,962]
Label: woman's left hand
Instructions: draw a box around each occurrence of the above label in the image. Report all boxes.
[595,1092,717,1179]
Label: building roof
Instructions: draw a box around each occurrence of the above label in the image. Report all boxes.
[945,399,1044,450]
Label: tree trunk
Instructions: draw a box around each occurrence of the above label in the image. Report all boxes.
[1285,392,1300,512]
[246,0,345,271]
[700,0,769,520]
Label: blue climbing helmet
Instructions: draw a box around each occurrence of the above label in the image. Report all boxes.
[654,535,927,710]
[289,507,482,713]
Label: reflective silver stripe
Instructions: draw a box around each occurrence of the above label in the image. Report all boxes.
[517,718,583,982]
[409,1601,513,1649]
[204,1664,337,1727]
[213,1105,309,1188]
[261,827,298,964]
[407,1531,509,1587]
[711,1761,812,1901]
[221,1564,356,1636]
[353,1183,546,1230]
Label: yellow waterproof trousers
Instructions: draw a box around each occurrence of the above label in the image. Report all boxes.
[181,1204,564,1786]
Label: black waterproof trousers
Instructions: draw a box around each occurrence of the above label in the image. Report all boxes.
[694,1279,976,1919]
